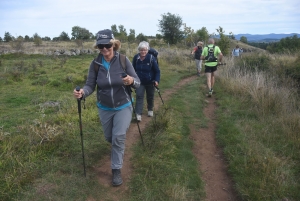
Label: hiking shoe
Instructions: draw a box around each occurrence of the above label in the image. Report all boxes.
[148,111,153,117]
[112,169,123,186]
[208,90,213,96]
[136,114,142,121]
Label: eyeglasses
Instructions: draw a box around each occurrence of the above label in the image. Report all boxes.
[97,43,113,49]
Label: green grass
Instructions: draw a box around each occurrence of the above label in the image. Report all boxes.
[1,45,300,200]
[0,50,196,201]
[129,78,206,200]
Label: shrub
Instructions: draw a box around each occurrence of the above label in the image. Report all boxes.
[285,55,300,84]
[10,37,25,51]
[236,53,271,72]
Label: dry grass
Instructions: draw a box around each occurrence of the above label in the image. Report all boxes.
[217,51,300,200]
[0,41,96,54]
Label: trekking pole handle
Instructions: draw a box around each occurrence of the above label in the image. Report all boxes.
[152,80,159,90]
[76,86,82,113]
[121,73,127,78]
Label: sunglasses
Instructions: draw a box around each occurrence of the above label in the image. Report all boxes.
[97,43,113,49]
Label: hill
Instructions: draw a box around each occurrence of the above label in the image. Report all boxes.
[234,33,300,42]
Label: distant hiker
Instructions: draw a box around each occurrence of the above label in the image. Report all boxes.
[73,29,140,187]
[232,45,243,57]
[191,41,203,76]
[201,38,223,96]
[132,41,161,122]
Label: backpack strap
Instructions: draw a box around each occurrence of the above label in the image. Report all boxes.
[132,54,138,70]
[150,54,153,66]
[94,53,102,76]
[119,53,127,72]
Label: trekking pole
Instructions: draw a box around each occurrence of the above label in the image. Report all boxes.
[76,86,86,177]
[153,82,164,105]
[122,73,144,146]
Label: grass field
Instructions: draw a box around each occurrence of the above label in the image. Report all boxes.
[1,41,300,200]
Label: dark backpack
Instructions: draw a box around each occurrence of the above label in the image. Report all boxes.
[148,47,159,65]
[205,45,218,62]
[194,46,202,60]
[93,53,127,76]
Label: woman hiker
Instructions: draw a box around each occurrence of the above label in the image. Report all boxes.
[73,29,140,186]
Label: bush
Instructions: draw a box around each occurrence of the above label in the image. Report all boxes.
[285,55,300,84]
[236,53,271,72]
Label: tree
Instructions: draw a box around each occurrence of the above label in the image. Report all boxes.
[229,32,235,40]
[216,26,230,56]
[156,34,163,40]
[158,12,184,44]
[71,26,90,48]
[240,36,248,44]
[89,32,95,39]
[136,33,148,43]
[24,35,30,42]
[71,26,90,40]
[111,24,119,37]
[52,37,60,41]
[196,27,209,44]
[4,32,13,42]
[0,37,2,42]
[59,31,70,41]
[33,33,42,46]
[118,25,127,36]
[43,36,51,41]
[128,29,135,43]
[182,23,196,46]
[10,36,24,51]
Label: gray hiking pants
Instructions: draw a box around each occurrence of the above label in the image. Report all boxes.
[98,106,132,169]
[135,84,155,115]
[195,59,202,72]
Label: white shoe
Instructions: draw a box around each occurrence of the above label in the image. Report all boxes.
[136,114,142,121]
[148,111,153,117]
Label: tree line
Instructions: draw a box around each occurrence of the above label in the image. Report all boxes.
[0,13,211,46]
[1,12,240,55]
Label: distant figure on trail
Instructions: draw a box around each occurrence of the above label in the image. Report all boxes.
[191,41,203,76]
[232,45,243,57]
[200,38,223,96]
[132,41,160,122]
[73,29,140,187]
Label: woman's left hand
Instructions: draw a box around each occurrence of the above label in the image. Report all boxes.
[154,81,158,87]
[122,75,133,85]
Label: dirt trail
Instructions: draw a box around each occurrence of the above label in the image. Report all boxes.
[89,75,238,201]
[191,87,239,201]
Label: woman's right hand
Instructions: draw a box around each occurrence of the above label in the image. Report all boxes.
[73,88,84,99]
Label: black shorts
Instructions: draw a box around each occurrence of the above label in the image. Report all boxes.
[205,66,217,73]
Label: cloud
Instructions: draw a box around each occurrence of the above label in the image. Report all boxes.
[0,0,299,38]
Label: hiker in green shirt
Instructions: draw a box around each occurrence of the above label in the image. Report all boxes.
[201,38,223,96]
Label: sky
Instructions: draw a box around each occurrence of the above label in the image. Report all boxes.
[0,0,300,39]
